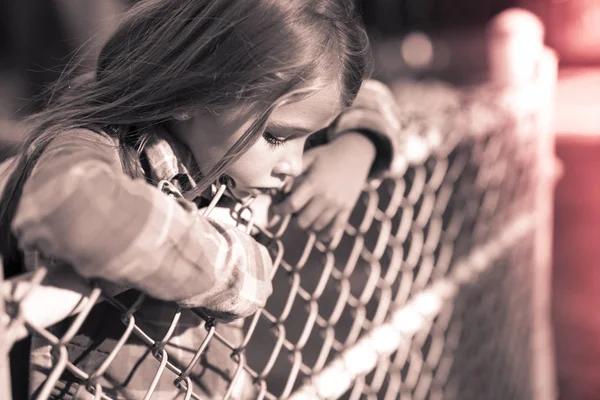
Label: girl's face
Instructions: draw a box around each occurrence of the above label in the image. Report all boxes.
[173,83,342,198]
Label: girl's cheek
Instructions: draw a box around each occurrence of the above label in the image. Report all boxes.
[228,153,274,182]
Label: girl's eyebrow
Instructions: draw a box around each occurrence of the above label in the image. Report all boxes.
[268,120,314,135]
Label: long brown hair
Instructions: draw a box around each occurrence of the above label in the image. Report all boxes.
[0,0,371,273]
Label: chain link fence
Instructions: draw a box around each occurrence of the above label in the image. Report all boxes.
[1,43,557,400]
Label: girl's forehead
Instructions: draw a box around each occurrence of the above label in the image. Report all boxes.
[269,83,343,135]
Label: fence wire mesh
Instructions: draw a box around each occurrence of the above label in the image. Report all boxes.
[1,59,555,399]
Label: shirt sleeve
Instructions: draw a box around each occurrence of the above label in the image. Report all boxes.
[328,79,520,180]
[327,79,408,179]
[11,129,273,320]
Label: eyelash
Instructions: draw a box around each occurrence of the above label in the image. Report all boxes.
[263,132,286,148]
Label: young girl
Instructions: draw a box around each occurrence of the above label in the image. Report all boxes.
[0,0,406,398]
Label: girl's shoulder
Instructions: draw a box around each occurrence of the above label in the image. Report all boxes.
[44,127,125,165]
[0,127,118,194]
[14,127,133,184]
[51,127,145,179]
[52,127,121,151]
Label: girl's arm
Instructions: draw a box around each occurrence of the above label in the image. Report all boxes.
[301,79,418,179]
[11,129,273,320]
[272,79,407,238]
[272,78,517,239]
[326,79,411,179]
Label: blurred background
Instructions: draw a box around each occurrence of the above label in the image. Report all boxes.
[1,1,600,399]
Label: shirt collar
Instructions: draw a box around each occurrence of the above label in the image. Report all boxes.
[142,125,199,191]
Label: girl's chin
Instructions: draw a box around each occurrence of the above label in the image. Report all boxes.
[226,186,258,202]
[227,186,278,205]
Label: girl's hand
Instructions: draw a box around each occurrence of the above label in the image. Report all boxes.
[271,132,376,240]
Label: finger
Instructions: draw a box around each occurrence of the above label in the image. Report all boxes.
[312,207,338,233]
[323,209,351,241]
[272,178,314,216]
[301,147,319,172]
[295,198,325,230]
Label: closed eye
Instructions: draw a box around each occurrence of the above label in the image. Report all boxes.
[263,131,287,148]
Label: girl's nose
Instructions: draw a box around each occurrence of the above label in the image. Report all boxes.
[273,149,303,180]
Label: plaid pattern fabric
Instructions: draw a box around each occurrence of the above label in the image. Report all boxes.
[2,127,273,399]
[12,128,274,318]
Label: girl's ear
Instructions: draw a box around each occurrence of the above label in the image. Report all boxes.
[174,111,193,121]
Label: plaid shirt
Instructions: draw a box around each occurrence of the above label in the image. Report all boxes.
[2,127,273,399]
[12,128,274,318]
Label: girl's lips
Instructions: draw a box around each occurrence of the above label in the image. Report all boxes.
[227,185,283,201]
[251,187,281,197]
